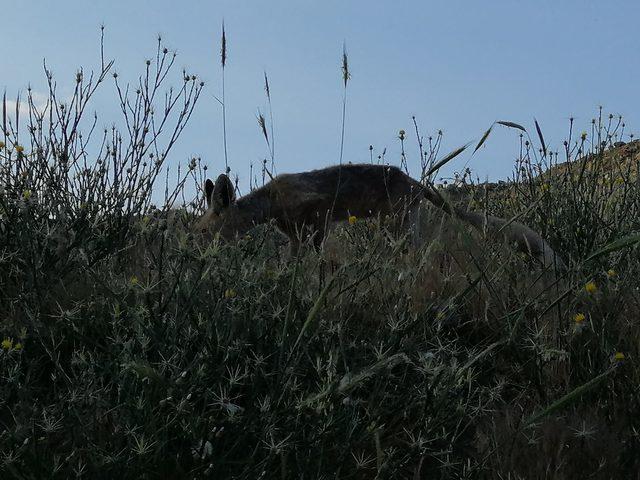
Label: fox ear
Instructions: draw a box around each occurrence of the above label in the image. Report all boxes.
[212,173,236,211]
[204,179,215,208]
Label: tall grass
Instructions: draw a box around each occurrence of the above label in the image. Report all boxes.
[1,35,639,479]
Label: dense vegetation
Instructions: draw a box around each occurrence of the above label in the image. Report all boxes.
[1,38,639,479]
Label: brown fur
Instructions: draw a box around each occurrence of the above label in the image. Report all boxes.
[196,164,566,269]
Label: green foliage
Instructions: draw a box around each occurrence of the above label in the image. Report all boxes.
[1,42,639,479]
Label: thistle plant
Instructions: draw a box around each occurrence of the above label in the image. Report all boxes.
[1,30,639,480]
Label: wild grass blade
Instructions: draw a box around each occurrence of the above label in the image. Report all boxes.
[584,233,640,262]
[534,118,547,156]
[497,120,527,132]
[473,124,493,155]
[288,266,343,361]
[525,368,615,426]
[425,142,470,177]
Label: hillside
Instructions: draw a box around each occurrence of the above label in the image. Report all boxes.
[2,60,640,476]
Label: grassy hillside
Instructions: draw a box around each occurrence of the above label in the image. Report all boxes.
[1,53,640,478]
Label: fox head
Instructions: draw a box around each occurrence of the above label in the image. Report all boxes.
[196,174,251,240]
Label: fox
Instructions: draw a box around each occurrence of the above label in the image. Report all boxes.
[196,164,566,269]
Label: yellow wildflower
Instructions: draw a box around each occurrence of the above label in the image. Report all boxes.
[15,145,24,153]
[22,189,32,200]
[580,131,587,140]
[614,352,625,361]
[348,215,357,225]
[14,343,22,350]
[1,338,13,350]
[130,275,139,286]
[607,269,617,278]
[584,281,597,294]
[573,313,586,324]
[540,183,550,192]
[224,288,237,299]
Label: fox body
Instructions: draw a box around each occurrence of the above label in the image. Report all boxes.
[197,164,565,269]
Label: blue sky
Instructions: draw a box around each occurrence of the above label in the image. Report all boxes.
[3,0,639,197]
